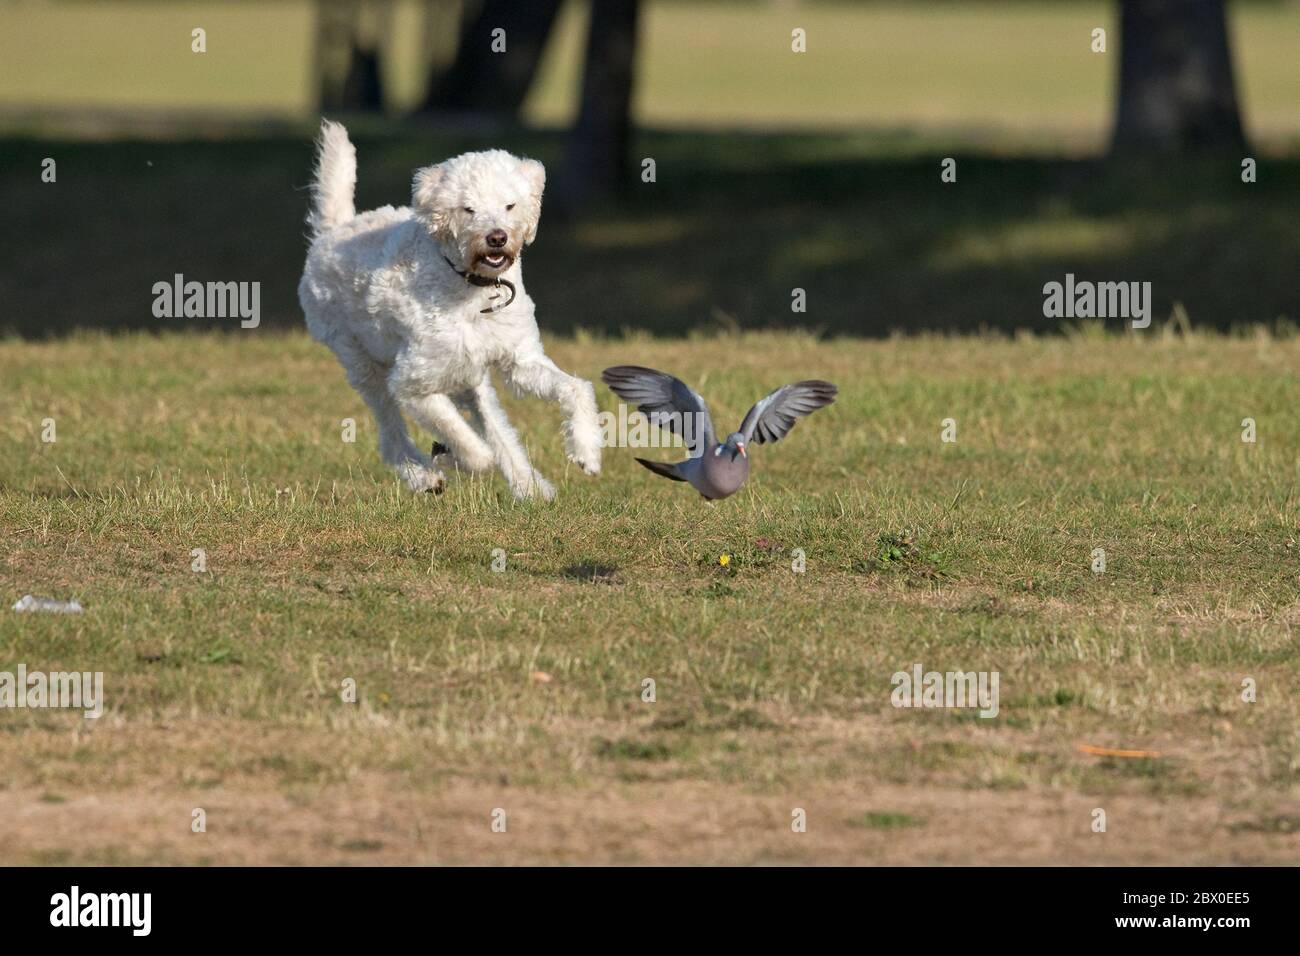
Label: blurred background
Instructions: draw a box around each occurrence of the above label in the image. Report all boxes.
[1,0,1297,338]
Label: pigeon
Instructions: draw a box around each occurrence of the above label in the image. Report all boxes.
[601,365,837,500]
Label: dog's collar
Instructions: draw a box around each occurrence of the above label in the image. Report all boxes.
[442,255,516,313]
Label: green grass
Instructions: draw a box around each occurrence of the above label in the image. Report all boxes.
[2,328,1299,863]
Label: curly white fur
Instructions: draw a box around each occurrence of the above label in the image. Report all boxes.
[298,120,601,500]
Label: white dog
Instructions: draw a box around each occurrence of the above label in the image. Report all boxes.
[298,121,601,500]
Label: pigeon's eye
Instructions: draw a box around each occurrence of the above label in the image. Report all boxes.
[506,203,516,211]
[463,206,474,214]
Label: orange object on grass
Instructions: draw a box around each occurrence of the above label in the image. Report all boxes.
[1077,743,1162,759]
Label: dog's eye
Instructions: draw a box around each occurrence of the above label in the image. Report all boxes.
[463,206,474,214]
[506,203,515,211]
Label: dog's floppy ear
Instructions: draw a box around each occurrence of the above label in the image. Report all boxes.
[412,163,449,238]
[519,158,545,245]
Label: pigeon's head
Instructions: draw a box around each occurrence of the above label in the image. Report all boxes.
[715,432,748,462]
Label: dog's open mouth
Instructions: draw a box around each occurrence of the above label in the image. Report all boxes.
[477,252,511,272]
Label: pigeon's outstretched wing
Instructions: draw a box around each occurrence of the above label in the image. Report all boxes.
[602,366,714,455]
[634,457,688,482]
[738,381,838,445]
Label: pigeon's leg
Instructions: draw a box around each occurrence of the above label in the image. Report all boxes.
[471,375,554,501]
[501,353,602,475]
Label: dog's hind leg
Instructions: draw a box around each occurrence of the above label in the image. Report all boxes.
[438,390,497,475]
[334,340,446,494]
[389,376,498,487]
[470,376,554,502]
[403,393,495,475]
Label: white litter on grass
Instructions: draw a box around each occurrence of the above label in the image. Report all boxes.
[12,595,83,614]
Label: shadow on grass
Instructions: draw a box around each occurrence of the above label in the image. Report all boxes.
[560,562,619,583]
[2,125,1297,339]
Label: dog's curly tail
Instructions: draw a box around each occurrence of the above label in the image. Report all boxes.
[308,119,357,237]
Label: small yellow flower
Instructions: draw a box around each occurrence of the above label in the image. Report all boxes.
[719,554,730,567]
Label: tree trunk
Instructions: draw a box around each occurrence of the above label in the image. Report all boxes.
[419,0,564,117]
[1110,0,1245,152]
[559,0,641,207]
[315,0,388,113]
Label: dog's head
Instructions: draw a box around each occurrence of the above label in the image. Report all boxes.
[412,149,545,280]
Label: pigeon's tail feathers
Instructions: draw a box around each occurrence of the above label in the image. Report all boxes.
[308,119,357,236]
[634,458,688,482]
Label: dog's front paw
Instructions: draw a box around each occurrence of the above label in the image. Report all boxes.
[533,473,556,502]
[397,460,446,495]
[565,426,603,476]
[433,441,494,475]
[567,450,601,476]
[459,447,497,474]
[512,471,555,503]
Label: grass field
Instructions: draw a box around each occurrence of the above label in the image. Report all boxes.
[3,328,1300,864]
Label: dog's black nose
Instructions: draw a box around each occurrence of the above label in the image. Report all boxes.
[486,229,508,249]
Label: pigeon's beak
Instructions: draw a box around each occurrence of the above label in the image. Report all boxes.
[737,442,747,458]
